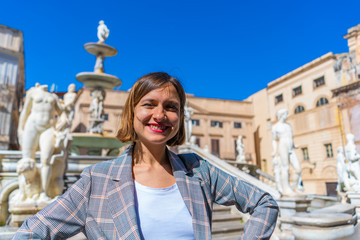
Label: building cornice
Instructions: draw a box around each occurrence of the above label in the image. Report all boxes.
[267,52,336,89]
[331,80,360,97]
[344,24,360,39]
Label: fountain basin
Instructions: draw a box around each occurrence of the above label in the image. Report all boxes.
[76,72,121,89]
[84,42,117,56]
[70,133,127,156]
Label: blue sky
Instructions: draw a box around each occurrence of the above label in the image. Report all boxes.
[1,0,360,100]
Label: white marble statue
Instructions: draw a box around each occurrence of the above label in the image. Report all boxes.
[15,158,42,203]
[56,84,77,131]
[345,133,360,181]
[271,109,303,196]
[97,20,109,43]
[236,136,246,163]
[337,145,360,193]
[18,84,64,201]
[89,88,105,120]
[337,146,350,192]
[184,100,194,143]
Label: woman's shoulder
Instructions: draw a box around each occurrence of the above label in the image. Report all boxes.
[83,151,130,175]
[176,152,211,171]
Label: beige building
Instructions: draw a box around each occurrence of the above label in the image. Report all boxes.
[71,88,257,164]
[0,25,25,150]
[249,24,360,195]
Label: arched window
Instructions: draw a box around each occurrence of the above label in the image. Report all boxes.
[316,97,329,107]
[294,105,305,114]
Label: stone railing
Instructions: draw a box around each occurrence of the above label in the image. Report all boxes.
[179,144,281,199]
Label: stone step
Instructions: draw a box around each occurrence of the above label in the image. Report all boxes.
[212,231,243,240]
[213,204,231,212]
[213,212,242,222]
[212,219,245,235]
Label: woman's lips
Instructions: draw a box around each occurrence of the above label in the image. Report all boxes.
[147,123,169,133]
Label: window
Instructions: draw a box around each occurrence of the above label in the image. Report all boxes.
[294,105,305,114]
[234,122,242,128]
[292,86,302,97]
[301,147,309,161]
[316,97,329,107]
[103,114,109,121]
[210,120,223,128]
[275,94,283,104]
[211,139,220,157]
[313,76,325,88]
[0,107,8,136]
[192,119,200,126]
[195,137,200,147]
[325,143,333,158]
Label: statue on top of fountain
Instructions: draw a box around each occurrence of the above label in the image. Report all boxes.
[271,109,304,197]
[14,83,76,205]
[97,20,110,43]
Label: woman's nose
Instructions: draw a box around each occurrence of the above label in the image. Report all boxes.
[153,106,166,121]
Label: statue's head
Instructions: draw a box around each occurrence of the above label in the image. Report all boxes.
[68,83,76,92]
[276,109,288,121]
[99,20,104,25]
[40,85,48,92]
[346,133,355,143]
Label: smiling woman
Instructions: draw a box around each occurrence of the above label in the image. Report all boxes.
[13,72,278,240]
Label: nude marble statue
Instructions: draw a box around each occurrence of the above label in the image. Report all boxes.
[18,84,63,200]
[271,109,303,196]
[97,20,110,43]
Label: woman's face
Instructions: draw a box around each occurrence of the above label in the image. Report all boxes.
[133,84,181,147]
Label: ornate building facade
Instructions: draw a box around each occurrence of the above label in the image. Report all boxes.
[249,24,360,195]
[0,25,25,150]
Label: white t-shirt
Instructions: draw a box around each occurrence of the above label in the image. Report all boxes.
[134,181,195,240]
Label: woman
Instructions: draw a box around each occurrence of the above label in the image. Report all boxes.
[14,72,278,240]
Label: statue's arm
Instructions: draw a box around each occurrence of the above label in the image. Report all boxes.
[18,94,33,139]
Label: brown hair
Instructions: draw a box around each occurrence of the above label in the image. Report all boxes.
[116,72,186,146]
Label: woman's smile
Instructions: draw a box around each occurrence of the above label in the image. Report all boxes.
[147,123,170,133]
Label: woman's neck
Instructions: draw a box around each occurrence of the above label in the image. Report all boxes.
[133,142,169,167]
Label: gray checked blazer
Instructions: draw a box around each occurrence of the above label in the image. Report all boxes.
[14,145,278,240]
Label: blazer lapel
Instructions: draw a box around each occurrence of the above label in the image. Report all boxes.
[169,151,211,240]
[107,146,142,240]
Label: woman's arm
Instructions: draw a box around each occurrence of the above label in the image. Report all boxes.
[204,160,279,240]
[13,167,92,240]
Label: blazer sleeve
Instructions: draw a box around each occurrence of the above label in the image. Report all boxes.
[202,160,279,240]
[13,167,92,240]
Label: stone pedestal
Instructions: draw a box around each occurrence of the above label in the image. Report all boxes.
[291,212,356,240]
[9,200,53,227]
[347,192,360,218]
[277,196,311,240]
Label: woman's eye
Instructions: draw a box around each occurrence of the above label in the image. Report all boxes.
[167,105,178,111]
[143,103,153,107]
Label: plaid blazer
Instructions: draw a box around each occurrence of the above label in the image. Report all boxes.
[14,145,278,240]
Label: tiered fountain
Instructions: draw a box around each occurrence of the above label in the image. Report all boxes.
[71,20,126,156]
